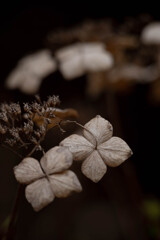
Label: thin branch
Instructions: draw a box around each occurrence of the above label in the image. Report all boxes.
[62,119,98,146]
[27,134,45,157]
[0,144,23,159]
[5,184,23,240]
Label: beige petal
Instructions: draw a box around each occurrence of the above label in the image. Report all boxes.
[25,178,54,211]
[59,55,85,80]
[81,150,107,183]
[98,137,133,167]
[83,115,113,146]
[49,170,82,198]
[60,134,94,161]
[14,158,45,184]
[40,146,73,174]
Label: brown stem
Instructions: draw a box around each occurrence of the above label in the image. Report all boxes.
[1,144,23,159]
[63,119,98,146]
[5,135,45,240]
[5,184,23,240]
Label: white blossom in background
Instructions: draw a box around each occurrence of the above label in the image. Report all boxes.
[14,146,82,211]
[60,115,132,183]
[141,22,160,44]
[6,50,57,94]
[55,42,114,80]
[108,64,159,83]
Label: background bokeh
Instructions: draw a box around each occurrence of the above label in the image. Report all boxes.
[0,1,160,240]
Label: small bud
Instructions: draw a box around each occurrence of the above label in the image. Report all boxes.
[0,112,8,123]
[0,124,7,134]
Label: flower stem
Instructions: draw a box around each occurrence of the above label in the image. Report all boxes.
[1,144,23,159]
[62,119,98,146]
[5,184,23,240]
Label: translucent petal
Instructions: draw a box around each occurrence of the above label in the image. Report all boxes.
[81,150,107,183]
[60,134,94,161]
[14,158,45,184]
[98,137,133,167]
[40,146,73,174]
[49,170,82,198]
[25,178,54,211]
[83,115,113,146]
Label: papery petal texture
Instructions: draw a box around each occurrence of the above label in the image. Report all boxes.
[49,170,82,198]
[81,150,107,183]
[83,115,113,145]
[98,137,133,167]
[40,146,73,174]
[60,134,94,161]
[25,178,55,211]
[14,158,45,184]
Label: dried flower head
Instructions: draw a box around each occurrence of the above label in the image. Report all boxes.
[0,95,78,150]
[60,115,133,182]
[141,22,160,45]
[55,42,114,80]
[6,50,57,94]
[14,146,82,211]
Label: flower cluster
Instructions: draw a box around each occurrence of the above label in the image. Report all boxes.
[60,115,133,182]
[14,146,82,211]
[0,95,77,151]
[13,115,132,211]
[6,50,57,94]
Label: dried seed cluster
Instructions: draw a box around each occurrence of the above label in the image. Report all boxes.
[0,95,66,150]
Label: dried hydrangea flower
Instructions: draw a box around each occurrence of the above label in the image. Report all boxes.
[14,146,82,211]
[6,50,57,94]
[55,42,114,80]
[141,22,160,45]
[60,115,133,183]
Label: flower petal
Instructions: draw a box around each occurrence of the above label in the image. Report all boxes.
[83,115,113,146]
[25,178,54,211]
[56,44,84,80]
[40,146,73,174]
[98,137,133,167]
[14,158,45,184]
[60,134,94,161]
[83,50,114,72]
[81,150,107,183]
[49,170,82,198]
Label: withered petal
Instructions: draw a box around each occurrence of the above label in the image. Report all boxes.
[81,150,107,183]
[49,170,82,198]
[60,134,94,161]
[25,178,55,211]
[98,136,133,167]
[40,146,73,174]
[83,115,113,146]
[14,157,45,184]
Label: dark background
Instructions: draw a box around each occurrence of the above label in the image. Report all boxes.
[0,1,160,240]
